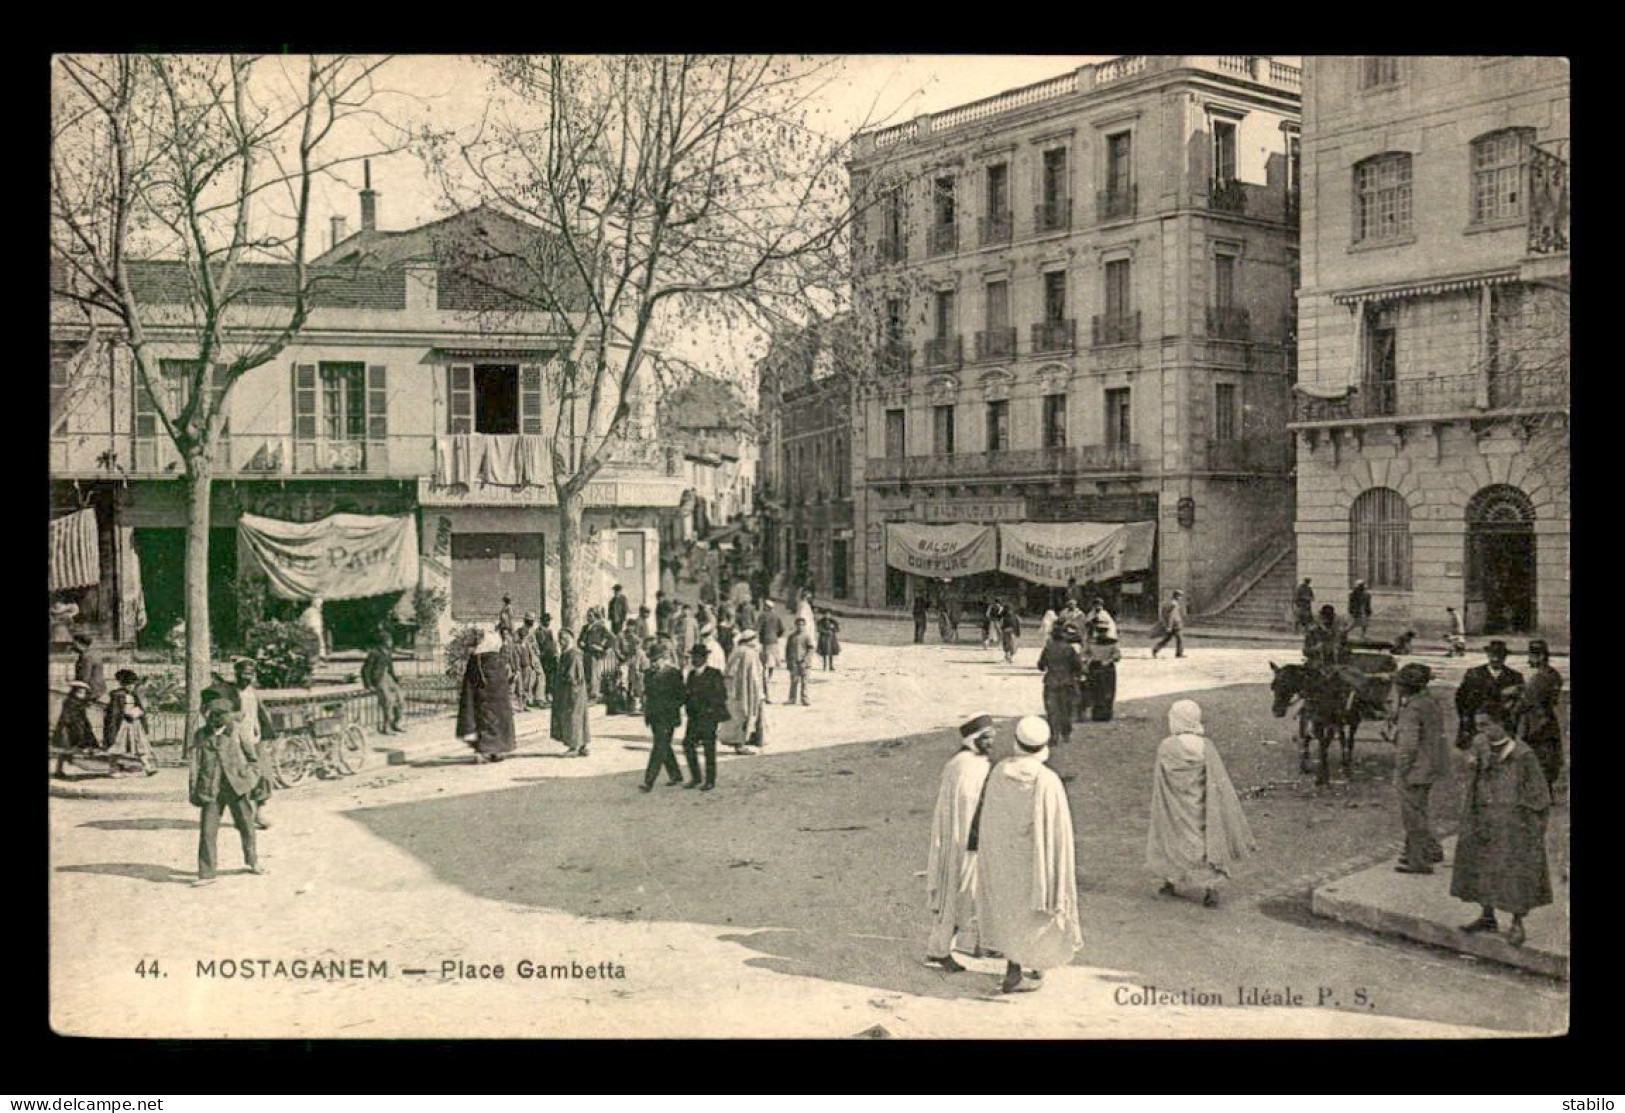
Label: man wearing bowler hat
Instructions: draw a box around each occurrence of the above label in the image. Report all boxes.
[1389,663,1450,874]
[681,642,730,791]
[1455,641,1524,747]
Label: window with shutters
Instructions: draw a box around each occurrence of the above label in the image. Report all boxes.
[986,399,1010,452]
[1358,57,1402,90]
[1471,129,1534,225]
[884,408,906,459]
[293,362,385,472]
[1214,383,1238,444]
[1349,487,1412,589]
[50,347,76,432]
[1354,154,1413,242]
[1043,393,1067,449]
[1105,259,1132,318]
[932,404,956,455]
[934,290,955,340]
[448,363,543,435]
[1105,388,1132,448]
[986,281,1009,331]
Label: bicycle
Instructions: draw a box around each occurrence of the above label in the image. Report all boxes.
[265,704,369,789]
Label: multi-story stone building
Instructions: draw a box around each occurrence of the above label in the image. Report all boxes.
[848,55,1301,621]
[49,198,685,650]
[756,322,859,603]
[1291,56,1569,640]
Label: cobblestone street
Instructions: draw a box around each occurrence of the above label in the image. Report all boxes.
[48,625,1567,1038]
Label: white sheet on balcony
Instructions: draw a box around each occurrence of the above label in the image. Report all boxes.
[434,434,483,486]
[998,521,1157,586]
[484,434,523,485]
[519,435,550,486]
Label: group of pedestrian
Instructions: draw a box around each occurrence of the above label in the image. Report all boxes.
[1036,596,1123,744]
[51,632,162,780]
[925,694,1257,992]
[1383,638,1563,947]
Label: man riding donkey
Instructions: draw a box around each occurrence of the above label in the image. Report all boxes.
[1279,603,1393,782]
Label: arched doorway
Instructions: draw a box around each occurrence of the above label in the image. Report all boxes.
[1465,484,1537,635]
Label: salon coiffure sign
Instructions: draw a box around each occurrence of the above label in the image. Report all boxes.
[885,520,1156,584]
[240,513,419,601]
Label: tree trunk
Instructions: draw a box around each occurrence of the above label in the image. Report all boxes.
[182,455,213,747]
[557,484,586,634]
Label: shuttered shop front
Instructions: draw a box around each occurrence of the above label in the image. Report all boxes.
[451,533,544,621]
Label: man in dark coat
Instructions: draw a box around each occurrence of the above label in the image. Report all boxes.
[206,659,277,830]
[550,629,591,757]
[1452,708,1553,947]
[608,584,630,634]
[1389,663,1450,874]
[682,642,730,791]
[71,633,106,702]
[1455,641,1524,745]
[580,610,617,704]
[189,698,266,887]
[640,642,687,792]
[1037,623,1084,744]
[655,591,673,637]
[1348,580,1373,639]
[457,626,517,763]
[912,592,930,644]
[1293,578,1315,633]
[1515,640,1565,793]
[1303,604,1350,669]
[362,627,406,735]
[52,681,100,778]
[534,614,558,709]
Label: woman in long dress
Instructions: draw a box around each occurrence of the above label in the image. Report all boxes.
[1146,700,1255,907]
[815,609,841,671]
[456,625,516,763]
[550,629,592,757]
[105,669,159,776]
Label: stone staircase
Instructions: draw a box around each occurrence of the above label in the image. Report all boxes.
[1196,534,1296,632]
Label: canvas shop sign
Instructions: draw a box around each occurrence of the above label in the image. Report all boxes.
[240,513,420,601]
[884,523,997,578]
[997,521,1157,586]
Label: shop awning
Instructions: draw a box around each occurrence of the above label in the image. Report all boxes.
[48,508,100,592]
[997,521,1157,587]
[241,513,419,602]
[885,522,997,579]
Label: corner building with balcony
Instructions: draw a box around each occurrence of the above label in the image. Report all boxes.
[849,56,1301,621]
[1291,57,1569,640]
[49,202,681,650]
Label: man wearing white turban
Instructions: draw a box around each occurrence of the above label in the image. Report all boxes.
[924,714,995,972]
[1146,699,1255,907]
[970,715,1082,993]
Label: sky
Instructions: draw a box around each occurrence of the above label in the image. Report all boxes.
[312,55,1117,245]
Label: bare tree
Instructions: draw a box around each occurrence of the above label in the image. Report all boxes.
[51,53,403,737]
[423,54,884,630]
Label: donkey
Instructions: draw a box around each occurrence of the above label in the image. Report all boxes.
[1269,662,1366,787]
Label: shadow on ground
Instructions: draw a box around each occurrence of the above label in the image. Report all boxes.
[77,818,195,832]
[345,683,1567,1031]
[56,862,195,884]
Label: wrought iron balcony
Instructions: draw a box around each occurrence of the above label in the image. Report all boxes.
[1206,437,1291,472]
[877,338,913,375]
[928,222,958,257]
[1291,371,1569,423]
[864,447,1080,483]
[922,335,963,369]
[1528,140,1569,256]
[1076,443,1142,471]
[1097,185,1137,222]
[979,211,1013,246]
[1206,305,1251,341]
[975,328,1017,361]
[1031,319,1076,353]
[1092,311,1140,346]
[1034,197,1072,234]
[1208,178,1248,215]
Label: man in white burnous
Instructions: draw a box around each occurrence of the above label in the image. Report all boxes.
[971,715,1083,993]
[923,713,996,972]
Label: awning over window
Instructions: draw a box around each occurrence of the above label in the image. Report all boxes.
[1332,269,1519,306]
[998,521,1157,587]
[885,523,997,579]
[49,508,100,592]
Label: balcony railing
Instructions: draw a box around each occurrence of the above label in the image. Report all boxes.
[1097,185,1137,222]
[878,338,913,375]
[1031,319,1076,353]
[1077,443,1141,471]
[1206,305,1251,341]
[1035,197,1072,234]
[1208,178,1248,214]
[1528,141,1569,256]
[928,221,958,257]
[975,328,1017,361]
[875,237,906,266]
[865,446,1082,483]
[1206,437,1291,472]
[1092,311,1141,346]
[922,335,963,369]
[1291,371,1570,423]
[979,211,1013,246]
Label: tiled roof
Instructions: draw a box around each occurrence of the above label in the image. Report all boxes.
[125,261,407,310]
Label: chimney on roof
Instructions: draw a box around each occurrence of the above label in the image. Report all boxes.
[360,159,378,232]
[330,216,348,251]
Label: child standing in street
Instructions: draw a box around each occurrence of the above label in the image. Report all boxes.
[816,608,841,671]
